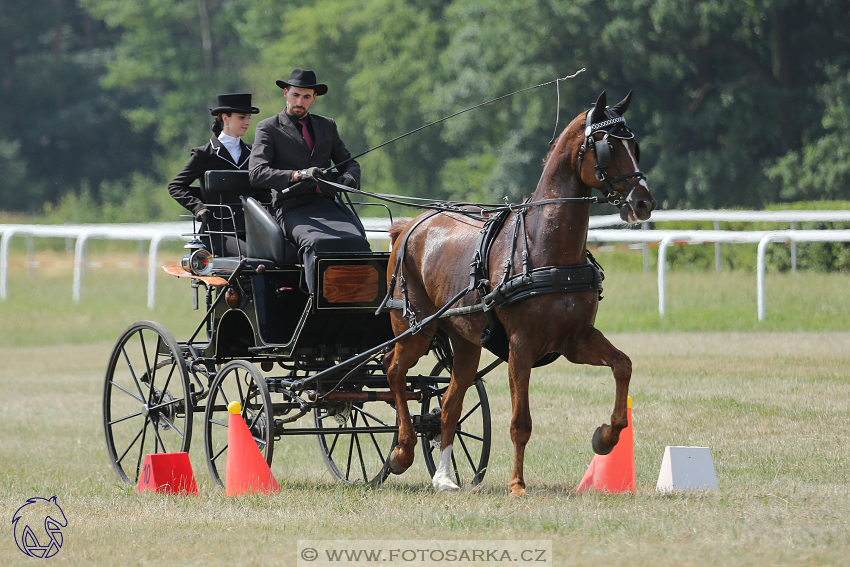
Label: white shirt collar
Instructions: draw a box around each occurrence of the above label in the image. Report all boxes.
[218,132,242,162]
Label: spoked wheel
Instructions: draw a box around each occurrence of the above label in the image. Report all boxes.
[103,321,192,484]
[314,390,398,486]
[420,361,491,487]
[203,360,274,487]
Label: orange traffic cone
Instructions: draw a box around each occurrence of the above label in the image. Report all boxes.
[137,452,198,495]
[576,396,636,493]
[225,401,280,496]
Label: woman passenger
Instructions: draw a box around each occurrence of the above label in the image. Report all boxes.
[168,93,260,256]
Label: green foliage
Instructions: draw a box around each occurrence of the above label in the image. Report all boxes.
[766,66,850,201]
[40,173,184,223]
[2,0,850,218]
[0,0,158,212]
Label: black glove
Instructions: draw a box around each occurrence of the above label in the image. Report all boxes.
[320,183,337,200]
[298,167,325,182]
[339,172,358,188]
[194,208,211,225]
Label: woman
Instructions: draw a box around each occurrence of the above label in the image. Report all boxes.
[168,93,260,256]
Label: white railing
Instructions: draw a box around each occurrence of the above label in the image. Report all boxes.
[586,229,850,320]
[0,221,391,308]
[1,210,847,317]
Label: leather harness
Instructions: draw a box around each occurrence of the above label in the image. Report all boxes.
[375,102,644,362]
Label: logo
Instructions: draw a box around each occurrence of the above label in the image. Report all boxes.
[12,496,67,559]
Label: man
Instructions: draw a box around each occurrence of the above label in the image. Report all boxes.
[249,67,370,294]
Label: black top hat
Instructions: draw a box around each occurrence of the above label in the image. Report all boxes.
[210,93,260,115]
[275,68,328,96]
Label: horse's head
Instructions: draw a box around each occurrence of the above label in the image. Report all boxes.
[576,90,656,222]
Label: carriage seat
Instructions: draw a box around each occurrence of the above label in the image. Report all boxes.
[203,170,298,264]
[242,196,299,264]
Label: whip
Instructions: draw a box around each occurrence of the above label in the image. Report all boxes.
[327,68,586,173]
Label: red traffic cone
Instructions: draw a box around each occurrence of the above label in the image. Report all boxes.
[137,452,198,495]
[225,401,280,496]
[576,396,636,493]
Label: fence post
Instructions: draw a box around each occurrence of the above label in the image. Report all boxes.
[757,234,785,321]
[147,234,165,310]
[72,233,91,303]
[714,220,721,274]
[0,227,20,300]
[642,221,651,273]
[657,235,676,316]
[790,221,797,273]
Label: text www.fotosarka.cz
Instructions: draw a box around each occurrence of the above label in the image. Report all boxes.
[297,540,552,566]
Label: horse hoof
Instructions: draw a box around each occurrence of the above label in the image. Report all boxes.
[592,426,614,456]
[432,474,460,492]
[387,452,409,475]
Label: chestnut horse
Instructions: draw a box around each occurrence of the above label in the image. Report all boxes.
[384,91,655,495]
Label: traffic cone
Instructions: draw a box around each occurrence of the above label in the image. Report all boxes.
[225,401,280,496]
[576,396,636,493]
[137,452,198,495]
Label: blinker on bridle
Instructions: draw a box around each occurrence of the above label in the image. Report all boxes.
[577,106,645,207]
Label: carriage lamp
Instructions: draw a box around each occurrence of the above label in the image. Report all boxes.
[182,249,213,276]
[225,286,240,308]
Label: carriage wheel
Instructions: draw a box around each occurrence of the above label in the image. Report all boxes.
[203,360,274,487]
[103,321,192,485]
[314,395,398,486]
[420,361,491,487]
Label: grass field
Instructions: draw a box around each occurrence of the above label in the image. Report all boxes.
[0,254,849,565]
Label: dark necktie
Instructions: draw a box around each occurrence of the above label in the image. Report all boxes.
[298,118,321,194]
[298,119,314,151]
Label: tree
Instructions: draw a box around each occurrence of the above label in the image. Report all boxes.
[0,0,157,211]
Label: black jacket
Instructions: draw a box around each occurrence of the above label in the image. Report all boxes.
[248,111,360,213]
[168,136,254,234]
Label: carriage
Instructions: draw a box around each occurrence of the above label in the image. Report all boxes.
[102,170,495,488]
[104,89,654,495]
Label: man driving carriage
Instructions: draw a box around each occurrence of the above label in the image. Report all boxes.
[249,67,371,294]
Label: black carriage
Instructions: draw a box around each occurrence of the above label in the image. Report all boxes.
[102,171,496,488]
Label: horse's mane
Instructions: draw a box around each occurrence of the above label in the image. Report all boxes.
[542,111,587,168]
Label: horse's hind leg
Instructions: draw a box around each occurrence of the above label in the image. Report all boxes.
[385,332,432,475]
[566,327,632,454]
[431,336,481,492]
[506,348,535,497]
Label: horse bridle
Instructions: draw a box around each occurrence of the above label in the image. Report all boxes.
[576,106,645,207]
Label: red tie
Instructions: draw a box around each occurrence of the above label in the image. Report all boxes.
[298,119,314,151]
[298,119,321,194]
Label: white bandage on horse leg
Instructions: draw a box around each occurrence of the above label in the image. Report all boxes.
[431,446,460,492]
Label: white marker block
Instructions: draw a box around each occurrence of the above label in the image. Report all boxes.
[656,446,719,493]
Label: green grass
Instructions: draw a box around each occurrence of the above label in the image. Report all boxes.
[1,251,849,565]
[1,334,848,566]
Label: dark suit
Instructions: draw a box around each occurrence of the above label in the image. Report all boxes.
[249,111,370,293]
[169,137,259,255]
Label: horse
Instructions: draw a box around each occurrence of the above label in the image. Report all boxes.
[382,90,656,495]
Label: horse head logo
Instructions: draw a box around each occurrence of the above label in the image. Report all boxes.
[12,496,67,558]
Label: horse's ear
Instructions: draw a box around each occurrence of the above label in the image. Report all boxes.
[610,90,633,116]
[590,91,607,124]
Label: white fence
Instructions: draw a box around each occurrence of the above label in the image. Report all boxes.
[1,210,848,319]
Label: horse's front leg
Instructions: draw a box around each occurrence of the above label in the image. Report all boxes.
[431,338,481,492]
[385,332,432,475]
[566,327,632,454]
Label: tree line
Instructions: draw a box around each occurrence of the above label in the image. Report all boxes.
[2,0,848,220]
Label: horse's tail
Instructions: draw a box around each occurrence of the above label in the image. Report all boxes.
[388,219,411,245]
